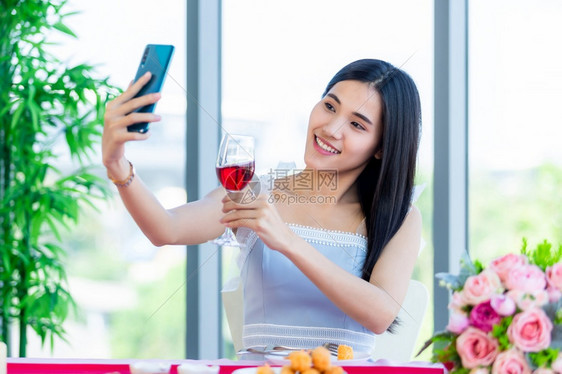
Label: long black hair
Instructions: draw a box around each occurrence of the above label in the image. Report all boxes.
[323,59,421,282]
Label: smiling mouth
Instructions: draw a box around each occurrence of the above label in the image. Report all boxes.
[314,135,341,154]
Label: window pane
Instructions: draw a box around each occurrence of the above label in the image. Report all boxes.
[222,0,434,359]
[25,0,187,358]
[469,1,562,261]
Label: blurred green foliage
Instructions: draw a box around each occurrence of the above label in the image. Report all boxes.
[109,261,186,359]
[0,0,115,356]
[470,163,562,264]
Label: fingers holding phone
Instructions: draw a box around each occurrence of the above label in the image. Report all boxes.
[117,76,163,115]
[102,74,159,165]
[102,44,174,166]
[106,43,175,133]
[113,71,153,106]
[126,44,175,133]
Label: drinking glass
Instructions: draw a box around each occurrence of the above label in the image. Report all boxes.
[213,134,255,247]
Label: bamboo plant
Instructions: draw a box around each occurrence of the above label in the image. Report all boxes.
[0,0,116,356]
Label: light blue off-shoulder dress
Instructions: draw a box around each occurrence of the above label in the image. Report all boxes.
[235,224,376,353]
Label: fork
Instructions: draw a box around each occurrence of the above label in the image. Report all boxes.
[271,345,304,351]
[244,344,302,354]
[322,342,339,356]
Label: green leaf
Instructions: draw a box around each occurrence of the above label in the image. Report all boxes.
[30,209,45,241]
[450,368,471,374]
[473,259,484,274]
[528,348,560,369]
[40,243,65,258]
[28,101,41,133]
[61,10,82,18]
[10,102,25,131]
[416,330,455,357]
[521,239,562,271]
[52,21,77,38]
[44,215,62,242]
[491,316,513,350]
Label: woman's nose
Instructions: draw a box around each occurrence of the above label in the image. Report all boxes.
[323,117,344,139]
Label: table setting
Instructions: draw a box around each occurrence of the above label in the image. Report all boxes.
[4,356,446,374]
[3,342,446,374]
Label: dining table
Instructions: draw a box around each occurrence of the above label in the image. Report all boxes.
[5,357,446,374]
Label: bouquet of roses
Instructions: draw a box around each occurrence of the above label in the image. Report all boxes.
[419,239,562,374]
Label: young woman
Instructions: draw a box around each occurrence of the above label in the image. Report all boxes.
[102,59,422,354]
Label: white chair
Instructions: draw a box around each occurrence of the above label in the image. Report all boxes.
[370,279,429,362]
[222,278,429,361]
[221,277,244,353]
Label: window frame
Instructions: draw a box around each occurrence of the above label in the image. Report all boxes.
[185,0,468,357]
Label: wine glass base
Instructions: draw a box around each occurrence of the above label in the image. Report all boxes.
[212,238,245,247]
[211,229,245,247]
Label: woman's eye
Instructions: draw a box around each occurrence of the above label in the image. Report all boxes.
[324,102,335,112]
[351,121,365,131]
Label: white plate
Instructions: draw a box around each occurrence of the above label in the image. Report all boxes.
[263,354,291,365]
[177,363,219,374]
[265,351,371,366]
[333,351,371,364]
[129,361,171,374]
[232,368,281,374]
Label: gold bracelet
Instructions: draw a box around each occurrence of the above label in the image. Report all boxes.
[107,160,135,188]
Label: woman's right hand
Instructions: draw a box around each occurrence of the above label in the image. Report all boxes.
[99,72,227,246]
[102,72,162,179]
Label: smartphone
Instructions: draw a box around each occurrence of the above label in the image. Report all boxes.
[127,44,175,133]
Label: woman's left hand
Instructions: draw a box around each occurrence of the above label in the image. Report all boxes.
[220,193,299,253]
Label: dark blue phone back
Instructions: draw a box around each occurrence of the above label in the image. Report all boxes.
[127,44,174,133]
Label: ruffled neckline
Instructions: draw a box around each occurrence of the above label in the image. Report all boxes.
[285,222,367,240]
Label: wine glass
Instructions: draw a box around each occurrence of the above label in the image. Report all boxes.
[213,134,255,247]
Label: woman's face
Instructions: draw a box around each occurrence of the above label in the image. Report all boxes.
[304,80,383,176]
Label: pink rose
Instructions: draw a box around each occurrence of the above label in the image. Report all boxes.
[546,286,561,303]
[456,327,499,369]
[552,352,562,372]
[492,349,531,374]
[507,290,549,311]
[507,308,553,352]
[490,293,516,316]
[449,291,467,313]
[490,254,528,283]
[470,301,502,332]
[447,311,470,334]
[462,270,503,306]
[546,263,562,291]
[505,264,547,293]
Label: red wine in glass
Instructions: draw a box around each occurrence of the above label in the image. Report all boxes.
[213,134,255,247]
[216,161,255,191]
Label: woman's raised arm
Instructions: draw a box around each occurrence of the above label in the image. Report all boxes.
[102,73,225,246]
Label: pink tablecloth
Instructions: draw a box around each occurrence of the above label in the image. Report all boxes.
[7,358,446,374]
